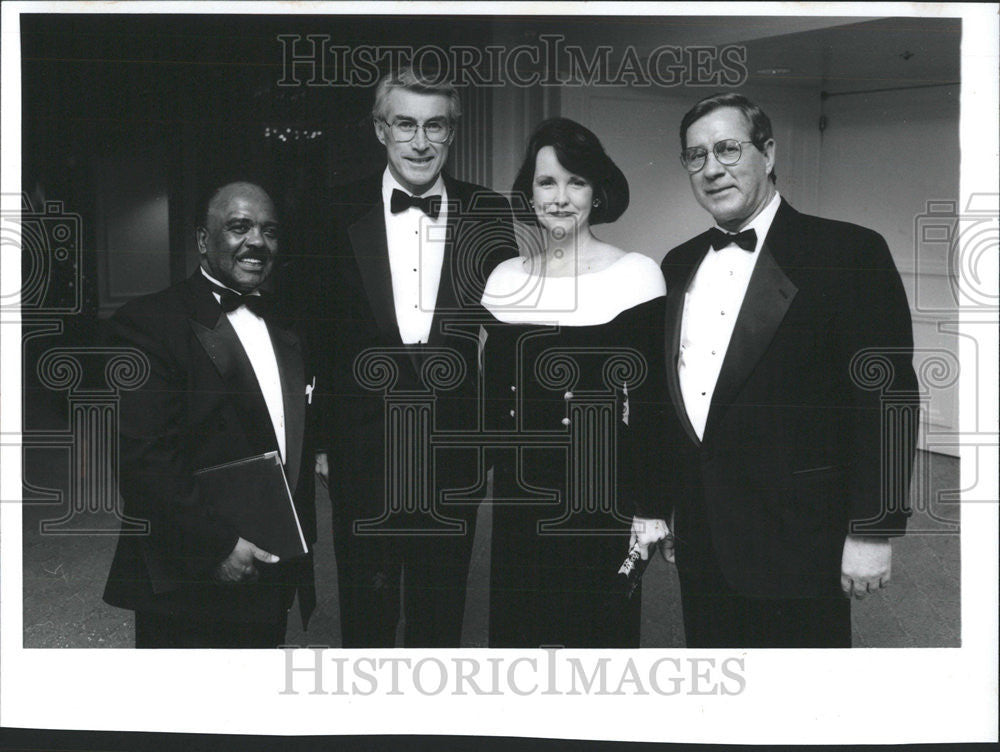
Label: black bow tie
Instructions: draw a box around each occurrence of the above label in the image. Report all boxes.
[208,282,273,318]
[390,188,441,219]
[708,227,757,252]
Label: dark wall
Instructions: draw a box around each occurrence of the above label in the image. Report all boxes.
[21,13,495,321]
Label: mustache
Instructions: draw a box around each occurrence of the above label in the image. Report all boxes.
[236,250,273,262]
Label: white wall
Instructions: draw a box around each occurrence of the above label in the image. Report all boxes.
[816,84,960,453]
[489,80,960,454]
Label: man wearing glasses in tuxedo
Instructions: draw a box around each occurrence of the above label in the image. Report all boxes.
[633,93,918,648]
[304,67,517,647]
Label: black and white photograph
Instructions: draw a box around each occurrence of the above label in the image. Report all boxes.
[1,1,997,747]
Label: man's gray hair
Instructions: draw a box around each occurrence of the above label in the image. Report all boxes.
[371,66,462,123]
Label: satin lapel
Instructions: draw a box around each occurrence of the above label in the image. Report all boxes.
[269,322,304,495]
[348,200,401,345]
[664,245,708,446]
[705,241,798,438]
[190,313,279,457]
[426,182,462,352]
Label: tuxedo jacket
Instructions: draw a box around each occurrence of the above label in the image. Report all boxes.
[103,271,317,624]
[297,172,518,526]
[652,199,918,598]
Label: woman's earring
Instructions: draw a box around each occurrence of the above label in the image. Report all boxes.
[592,198,601,208]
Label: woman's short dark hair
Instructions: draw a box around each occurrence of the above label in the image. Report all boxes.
[512,118,629,226]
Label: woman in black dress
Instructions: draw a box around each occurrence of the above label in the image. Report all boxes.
[481,118,667,648]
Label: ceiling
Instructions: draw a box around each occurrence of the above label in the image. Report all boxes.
[490,14,961,92]
[21,13,962,135]
[741,16,961,91]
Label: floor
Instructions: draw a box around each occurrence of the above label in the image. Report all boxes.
[20,446,960,648]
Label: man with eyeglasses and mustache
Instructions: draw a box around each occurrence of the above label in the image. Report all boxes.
[103,181,318,647]
[632,93,918,648]
[302,68,517,647]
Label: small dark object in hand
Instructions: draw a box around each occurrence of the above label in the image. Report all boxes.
[618,544,651,599]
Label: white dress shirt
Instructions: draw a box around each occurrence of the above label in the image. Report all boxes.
[678,192,782,440]
[201,268,286,462]
[382,169,448,345]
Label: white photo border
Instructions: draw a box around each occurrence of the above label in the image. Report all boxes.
[1,1,997,744]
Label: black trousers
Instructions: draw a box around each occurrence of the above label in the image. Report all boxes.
[134,611,288,649]
[676,558,851,649]
[672,472,852,649]
[333,512,478,648]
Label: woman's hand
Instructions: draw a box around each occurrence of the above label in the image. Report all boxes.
[630,515,674,562]
[315,452,329,490]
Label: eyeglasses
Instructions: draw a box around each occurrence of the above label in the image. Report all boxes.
[379,118,452,144]
[680,139,758,173]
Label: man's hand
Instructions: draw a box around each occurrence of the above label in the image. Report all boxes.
[841,535,892,599]
[213,537,279,584]
[630,515,674,563]
[315,452,329,490]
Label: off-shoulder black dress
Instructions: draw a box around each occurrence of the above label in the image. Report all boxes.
[482,253,668,648]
